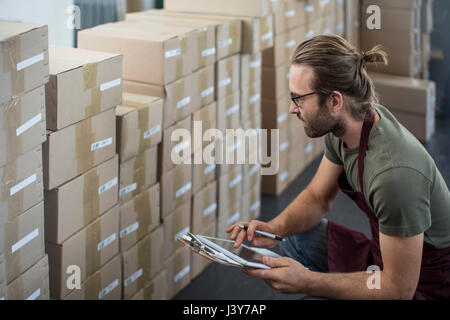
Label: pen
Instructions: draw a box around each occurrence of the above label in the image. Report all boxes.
[238,224,284,241]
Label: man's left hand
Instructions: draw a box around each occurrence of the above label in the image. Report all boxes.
[242,257,311,294]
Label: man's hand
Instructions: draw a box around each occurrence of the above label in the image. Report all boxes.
[242,257,311,294]
[225,220,281,248]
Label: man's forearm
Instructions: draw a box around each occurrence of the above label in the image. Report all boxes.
[269,187,328,237]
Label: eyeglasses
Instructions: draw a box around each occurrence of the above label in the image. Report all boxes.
[290,92,319,108]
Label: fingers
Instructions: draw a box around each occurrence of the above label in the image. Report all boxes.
[263,256,291,268]
[234,228,247,248]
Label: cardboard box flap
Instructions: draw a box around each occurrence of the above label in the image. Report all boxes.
[121,92,162,110]
[0,21,46,41]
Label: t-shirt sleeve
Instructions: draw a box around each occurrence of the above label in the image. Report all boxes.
[324,133,343,165]
[369,167,432,237]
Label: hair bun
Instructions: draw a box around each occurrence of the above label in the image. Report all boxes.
[361,45,388,65]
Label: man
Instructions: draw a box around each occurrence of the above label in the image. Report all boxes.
[226,35,450,300]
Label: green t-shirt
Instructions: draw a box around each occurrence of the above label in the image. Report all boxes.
[324,104,450,249]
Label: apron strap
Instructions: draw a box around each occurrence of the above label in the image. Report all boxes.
[357,108,375,194]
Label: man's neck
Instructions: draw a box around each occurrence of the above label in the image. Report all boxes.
[339,109,380,149]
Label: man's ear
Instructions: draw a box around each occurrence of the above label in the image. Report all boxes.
[329,90,344,114]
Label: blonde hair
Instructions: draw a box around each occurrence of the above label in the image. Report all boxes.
[291,35,388,119]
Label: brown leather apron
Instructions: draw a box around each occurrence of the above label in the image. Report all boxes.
[327,109,450,299]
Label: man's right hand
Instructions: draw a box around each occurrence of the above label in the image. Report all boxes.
[225,220,281,248]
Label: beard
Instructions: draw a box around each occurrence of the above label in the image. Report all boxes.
[299,104,345,138]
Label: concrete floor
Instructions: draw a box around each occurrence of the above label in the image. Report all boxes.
[173,115,450,300]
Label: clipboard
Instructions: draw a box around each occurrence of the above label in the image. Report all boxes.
[177,232,281,269]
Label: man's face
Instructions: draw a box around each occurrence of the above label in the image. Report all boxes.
[289,64,342,138]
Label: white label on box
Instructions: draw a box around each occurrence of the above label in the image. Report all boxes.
[305,30,314,39]
[11,228,39,253]
[10,173,37,196]
[144,125,161,139]
[174,140,191,154]
[277,113,288,124]
[218,77,231,88]
[249,94,261,104]
[203,202,217,217]
[280,170,289,182]
[228,141,241,152]
[120,222,139,238]
[176,182,192,198]
[250,200,261,212]
[119,183,137,196]
[227,211,240,226]
[249,163,261,176]
[201,86,214,98]
[285,10,296,17]
[97,233,117,251]
[305,5,314,13]
[177,96,191,109]
[98,279,119,299]
[261,31,273,42]
[285,40,296,48]
[226,104,240,116]
[165,48,181,58]
[98,177,118,195]
[202,47,216,57]
[229,174,242,189]
[280,141,290,151]
[16,52,44,71]
[91,137,113,151]
[100,78,121,91]
[218,38,232,49]
[204,163,216,175]
[174,226,190,242]
[16,113,42,136]
[174,265,190,283]
[304,143,313,154]
[26,288,41,300]
[124,268,143,287]
[249,60,261,69]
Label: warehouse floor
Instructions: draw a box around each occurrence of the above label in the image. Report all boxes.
[174,115,450,300]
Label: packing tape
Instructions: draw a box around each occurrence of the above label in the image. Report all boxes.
[134,188,151,245]
[198,30,206,69]
[85,87,102,119]
[75,116,95,175]
[137,106,150,153]
[83,62,98,91]
[132,151,146,199]
[84,217,101,284]
[174,36,188,82]
[174,78,187,123]
[2,35,25,97]
[229,21,239,56]
[82,165,100,228]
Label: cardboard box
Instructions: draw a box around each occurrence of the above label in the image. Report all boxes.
[46,205,119,299]
[334,0,345,36]
[190,221,216,280]
[63,254,122,300]
[289,110,304,147]
[129,270,167,300]
[0,21,49,104]
[122,231,163,299]
[218,165,242,219]
[46,46,122,130]
[162,200,191,261]
[5,254,49,300]
[241,81,262,123]
[192,102,217,153]
[217,202,241,239]
[127,9,242,60]
[192,181,217,235]
[391,108,435,142]
[241,182,261,223]
[216,54,240,101]
[345,0,360,48]
[370,72,436,116]
[262,26,304,67]
[242,162,262,194]
[303,136,317,168]
[159,115,192,175]
[0,145,43,226]
[261,153,290,196]
[361,4,420,32]
[271,0,303,35]
[216,132,245,177]
[123,71,197,129]
[116,93,163,163]
[44,155,118,244]
[368,51,421,78]
[0,85,46,167]
[161,164,192,218]
[0,254,5,299]
[261,96,291,130]
[119,183,160,252]
[122,18,215,72]
[119,145,157,204]
[361,28,420,56]
[164,247,191,299]
[165,0,271,17]
[0,201,45,284]
[43,108,116,190]
[241,52,262,90]
[217,90,241,132]
[288,135,306,183]
[192,150,217,195]
[77,22,192,85]
[361,0,421,10]
[194,64,216,109]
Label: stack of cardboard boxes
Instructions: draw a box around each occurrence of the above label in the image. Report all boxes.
[0,21,49,300]
[43,45,123,300]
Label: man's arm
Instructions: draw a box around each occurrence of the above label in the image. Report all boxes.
[244,232,423,299]
[270,155,343,237]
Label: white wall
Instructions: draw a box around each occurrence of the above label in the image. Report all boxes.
[0,0,75,47]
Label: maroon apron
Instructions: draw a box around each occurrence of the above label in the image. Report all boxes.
[327,109,450,299]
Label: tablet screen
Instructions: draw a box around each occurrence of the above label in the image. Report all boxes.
[202,237,265,265]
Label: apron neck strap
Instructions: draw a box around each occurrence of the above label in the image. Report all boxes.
[358,108,375,194]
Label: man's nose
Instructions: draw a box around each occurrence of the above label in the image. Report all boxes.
[289,101,298,114]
